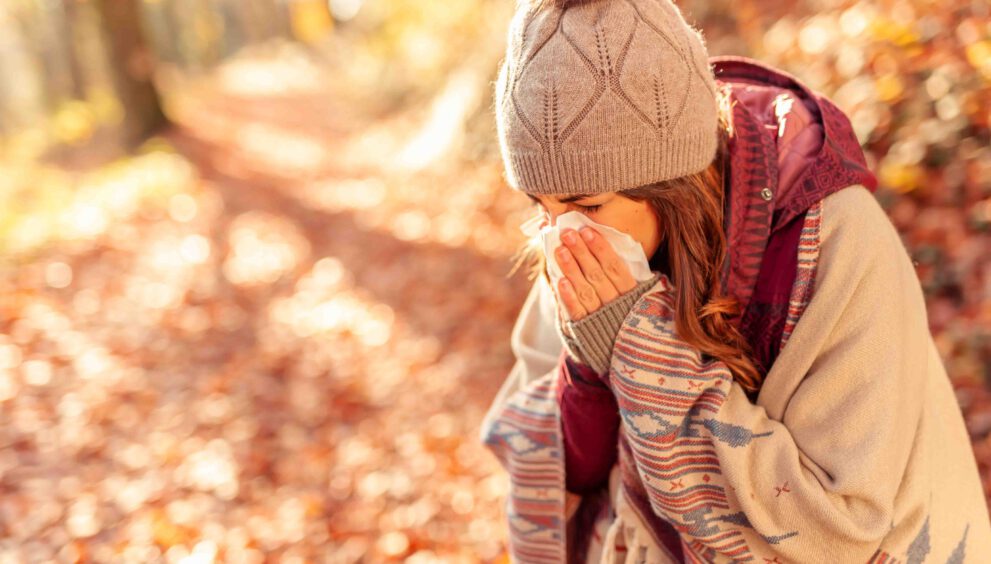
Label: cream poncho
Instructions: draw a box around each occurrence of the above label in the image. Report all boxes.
[480,186,991,562]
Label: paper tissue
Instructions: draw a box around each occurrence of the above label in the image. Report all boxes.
[519,211,656,320]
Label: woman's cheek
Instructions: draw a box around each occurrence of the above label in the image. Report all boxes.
[600,212,639,242]
[591,210,623,231]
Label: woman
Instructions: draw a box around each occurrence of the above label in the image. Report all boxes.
[479,0,991,562]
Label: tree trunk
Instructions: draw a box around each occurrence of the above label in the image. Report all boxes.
[60,0,90,100]
[91,0,166,147]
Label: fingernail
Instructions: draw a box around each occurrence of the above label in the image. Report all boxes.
[580,227,594,241]
[557,247,570,262]
[562,230,576,245]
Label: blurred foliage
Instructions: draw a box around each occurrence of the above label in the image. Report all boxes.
[323,0,513,115]
[0,0,989,561]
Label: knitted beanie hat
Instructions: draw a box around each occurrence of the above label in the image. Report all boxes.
[494,0,720,195]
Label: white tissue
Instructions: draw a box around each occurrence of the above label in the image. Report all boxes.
[519,211,655,320]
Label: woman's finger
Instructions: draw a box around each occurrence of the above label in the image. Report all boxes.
[561,229,620,303]
[577,227,637,293]
[558,278,588,321]
[556,245,602,314]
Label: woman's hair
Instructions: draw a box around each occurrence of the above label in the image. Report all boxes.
[508,88,764,394]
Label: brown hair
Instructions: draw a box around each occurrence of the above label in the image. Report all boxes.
[507,90,764,394]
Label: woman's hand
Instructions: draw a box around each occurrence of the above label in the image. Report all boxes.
[554,227,638,321]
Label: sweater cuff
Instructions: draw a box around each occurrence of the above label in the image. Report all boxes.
[562,273,661,375]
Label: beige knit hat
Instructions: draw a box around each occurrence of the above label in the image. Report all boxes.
[494,0,719,195]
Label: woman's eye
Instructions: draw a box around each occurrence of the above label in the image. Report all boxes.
[577,204,602,213]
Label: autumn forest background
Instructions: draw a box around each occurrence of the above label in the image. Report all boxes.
[0,0,989,561]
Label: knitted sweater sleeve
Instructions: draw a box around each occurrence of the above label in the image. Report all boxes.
[615,187,930,561]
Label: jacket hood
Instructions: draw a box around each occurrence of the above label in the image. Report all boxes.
[713,55,878,228]
[709,55,878,376]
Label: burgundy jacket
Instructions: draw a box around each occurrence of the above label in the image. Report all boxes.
[557,55,878,559]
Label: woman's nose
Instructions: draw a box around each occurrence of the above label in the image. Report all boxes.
[542,204,567,228]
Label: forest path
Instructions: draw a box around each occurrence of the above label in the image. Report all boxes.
[1,56,528,560]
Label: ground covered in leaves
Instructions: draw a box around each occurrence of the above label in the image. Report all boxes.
[0,46,531,561]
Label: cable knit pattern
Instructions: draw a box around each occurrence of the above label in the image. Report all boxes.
[494,0,719,195]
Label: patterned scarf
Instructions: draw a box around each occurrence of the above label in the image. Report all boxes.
[602,55,879,561]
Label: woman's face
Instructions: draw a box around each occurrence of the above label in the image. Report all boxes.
[528,192,663,261]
